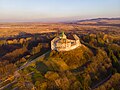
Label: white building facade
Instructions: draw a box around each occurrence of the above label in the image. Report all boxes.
[51,32,81,51]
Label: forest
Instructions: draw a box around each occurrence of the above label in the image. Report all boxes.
[0,21,120,90]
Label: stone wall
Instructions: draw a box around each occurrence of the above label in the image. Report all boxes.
[51,34,81,51]
[56,42,81,51]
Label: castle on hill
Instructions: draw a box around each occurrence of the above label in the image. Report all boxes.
[51,32,81,51]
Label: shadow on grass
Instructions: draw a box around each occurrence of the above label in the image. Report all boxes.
[70,60,92,73]
[44,50,51,60]
[36,61,49,75]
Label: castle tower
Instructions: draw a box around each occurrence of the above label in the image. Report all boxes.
[59,31,66,39]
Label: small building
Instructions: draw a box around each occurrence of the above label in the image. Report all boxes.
[51,32,81,51]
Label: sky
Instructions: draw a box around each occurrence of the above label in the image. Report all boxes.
[0,0,120,22]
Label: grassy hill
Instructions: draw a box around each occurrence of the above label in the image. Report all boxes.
[13,43,116,90]
[48,45,93,70]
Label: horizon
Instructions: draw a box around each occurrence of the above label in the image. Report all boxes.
[0,0,120,22]
[0,17,120,23]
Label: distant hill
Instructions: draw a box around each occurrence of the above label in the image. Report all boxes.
[68,18,120,27]
[77,18,120,22]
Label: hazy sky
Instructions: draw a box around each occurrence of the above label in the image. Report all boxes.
[0,0,120,22]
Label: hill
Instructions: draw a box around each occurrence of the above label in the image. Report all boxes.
[16,45,95,90]
[10,43,119,90]
[74,18,120,26]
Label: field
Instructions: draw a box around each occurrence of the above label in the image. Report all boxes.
[0,18,120,38]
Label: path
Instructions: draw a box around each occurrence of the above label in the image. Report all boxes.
[92,74,112,89]
[18,51,50,70]
[0,51,50,90]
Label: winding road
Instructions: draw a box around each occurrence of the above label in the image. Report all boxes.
[0,51,50,90]
[92,74,112,89]
[18,51,50,70]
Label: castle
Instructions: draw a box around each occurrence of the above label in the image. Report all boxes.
[51,32,81,51]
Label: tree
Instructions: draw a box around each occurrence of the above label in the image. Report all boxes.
[15,71,33,90]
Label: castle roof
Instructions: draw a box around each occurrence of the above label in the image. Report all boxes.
[59,31,66,39]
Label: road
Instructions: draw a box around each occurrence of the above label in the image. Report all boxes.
[92,74,112,89]
[0,51,50,90]
[0,79,17,90]
[0,72,34,90]
[18,51,50,70]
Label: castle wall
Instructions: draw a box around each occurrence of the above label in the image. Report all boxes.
[51,34,81,51]
[56,42,71,48]
[51,40,55,50]
[56,43,80,51]
[51,37,57,50]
